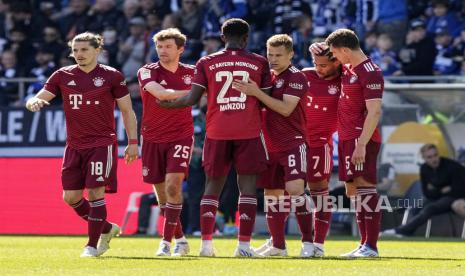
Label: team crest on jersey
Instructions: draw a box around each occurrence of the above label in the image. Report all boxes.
[275,79,284,88]
[142,166,149,177]
[328,85,339,95]
[182,75,192,85]
[93,77,105,87]
[349,75,358,84]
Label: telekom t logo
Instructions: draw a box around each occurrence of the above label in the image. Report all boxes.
[69,94,83,109]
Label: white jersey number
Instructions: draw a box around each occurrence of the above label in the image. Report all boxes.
[215,70,249,104]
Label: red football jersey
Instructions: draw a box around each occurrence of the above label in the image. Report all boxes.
[338,58,383,142]
[44,64,129,149]
[192,48,272,140]
[302,69,340,147]
[137,62,194,143]
[262,66,309,152]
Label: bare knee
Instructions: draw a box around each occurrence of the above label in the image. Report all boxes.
[308,180,329,192]
[285,179,305,196]
[88,186,105,201]
[165,173,184,201]
[452,199,465,215]
[63,190,83,205]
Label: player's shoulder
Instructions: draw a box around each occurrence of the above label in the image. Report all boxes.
[140,62,160,71]
[179,62,195,72]
[247,51,268,63]
[199,49,227,62]
[58,64,79,73]
[287,65,307,82]
[357,59,383,78]
[98,64,120,73]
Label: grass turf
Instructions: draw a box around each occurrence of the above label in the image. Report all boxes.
[1,235,464,275]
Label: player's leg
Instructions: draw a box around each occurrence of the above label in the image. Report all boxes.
[258,188,288,257]
[83,144,119,257]
[164,137,194,256]
[152,183,172,256]
[307,143,333,257]
[233,137,268,257]
[350,140,382,257]
[338,139,366,257]
[199,138,231,256]
[164,173,188,256]
[282,144,313,257]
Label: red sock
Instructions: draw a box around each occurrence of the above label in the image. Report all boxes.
[174,217,184,239]
[70,198,112,234]
[163,203,182,243]
[358,187,381,250]
[200,195,218,240]
[87,199,107,248]
[238,195,257,242]
[265,200,286,249]
[292,194,313,243]
[311,189,332,244]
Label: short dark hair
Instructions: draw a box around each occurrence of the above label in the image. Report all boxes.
[314,47,337,61]
[153,28,187,48]
[68,32,104,49]
[221,18,249,39]
[266,34,293,52]
[325,29,360,50]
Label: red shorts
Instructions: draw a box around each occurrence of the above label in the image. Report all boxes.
[307,143,333,183]
[141,136,194,184]
[62,143,118,193]
[258,144,308,189]
[338,139,380,184]
[202,136,268,177]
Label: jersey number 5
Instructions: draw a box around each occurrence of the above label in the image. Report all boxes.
[216,70,249,104]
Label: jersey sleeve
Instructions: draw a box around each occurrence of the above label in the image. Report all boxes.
[360,71,384,100]
[192,58,208,89]
[137,66,157,89]
[260,60,272,89]
[43,70,61,96]
[284,73,309,99]
[111,70,130,99]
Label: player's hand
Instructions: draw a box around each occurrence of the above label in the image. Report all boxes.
[440,186,451,194]
[124,144,138,164]
[351,143,366,166]
[26,98,50,112]
[232,79,259,96]
[308,42,328,55]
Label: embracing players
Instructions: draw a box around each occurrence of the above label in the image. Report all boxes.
[233,34,312,257]
[160,18,272,257]
[302,46,341,257]
[311,29,384,257]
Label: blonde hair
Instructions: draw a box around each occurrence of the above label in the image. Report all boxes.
[266,34,294,52]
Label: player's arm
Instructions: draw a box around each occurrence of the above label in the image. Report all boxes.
[159,84,205,108]
[143,81,190,101]
[25,89,55,112]
[233,79,299,117]
[116,95,138,164]
[351,99,382,165]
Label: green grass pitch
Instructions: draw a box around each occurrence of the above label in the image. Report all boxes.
[1,235,464,275]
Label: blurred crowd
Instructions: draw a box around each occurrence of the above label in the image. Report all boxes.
[1,0,465,106]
